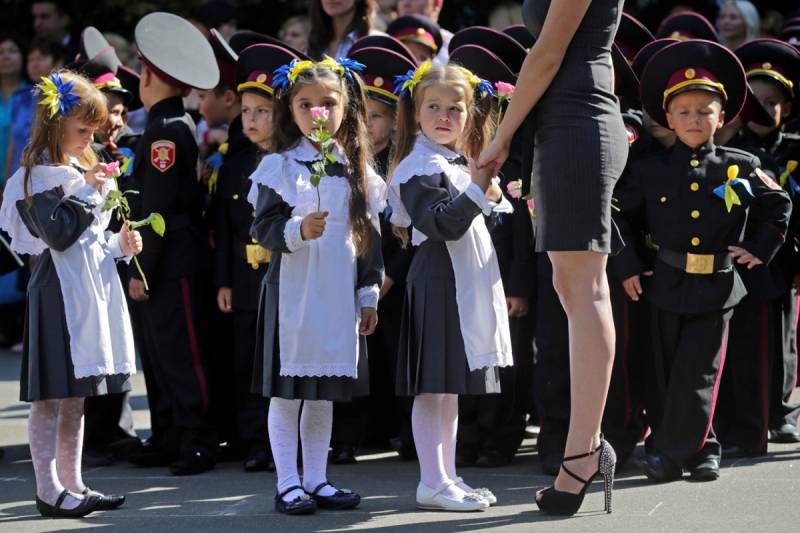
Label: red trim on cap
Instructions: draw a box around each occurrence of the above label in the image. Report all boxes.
[140,55,190,90]
[394,27,438,51]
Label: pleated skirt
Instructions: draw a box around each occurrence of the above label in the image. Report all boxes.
[252,273,368,402]
[396,240,501,396]
[20,251,132,402]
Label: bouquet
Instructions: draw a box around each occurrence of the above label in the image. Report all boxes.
[101,161,166,290]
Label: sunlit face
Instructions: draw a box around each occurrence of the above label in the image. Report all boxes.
[95,93,126,144]
[718,3,747,41]
[665,90,725,148]
[321,0,356,18]
[748,78,791,136]
[241,91,273,149]
[291,80,346,138]
[365,98,395,153]
[0,39,22,77]
[62,116,98,157]
[27,49,59,80]
[281,22,308,52]
[415,82,468,150]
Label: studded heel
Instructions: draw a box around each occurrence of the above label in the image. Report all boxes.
[535,437,617,516]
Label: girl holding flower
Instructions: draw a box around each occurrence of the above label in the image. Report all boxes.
[248,56,385,515]
[0,70,142,517]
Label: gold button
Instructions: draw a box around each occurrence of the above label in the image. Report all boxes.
[690,182,700,191]
[685,68,696,79]
[374,76,384,87]
[232,194,239,200]
[763,62,772,69]
[417,27,426,36]
[691,210,700,219]
[690,159,699,167]
[660,196,667,203]
[252,237,258,244]
[691,237,700,246]
[252,211,256,218]
[256,73,267,83]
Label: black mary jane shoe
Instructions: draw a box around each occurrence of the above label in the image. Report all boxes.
[36,490,102,518]
[83,487,126,510]
[309,482,361,510]
[275,485,317,515]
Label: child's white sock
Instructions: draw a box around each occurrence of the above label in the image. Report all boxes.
[56,398,87,494]
[28,400,81,509]
[300,400,337,497]
[412,394,467,500]
[268,397,305,502]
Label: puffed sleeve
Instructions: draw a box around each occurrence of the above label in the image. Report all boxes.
[356,217,384,309]
[15,185,96,252]
[399,172,484,242]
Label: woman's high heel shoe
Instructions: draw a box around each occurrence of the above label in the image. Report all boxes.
[535,438,617,516]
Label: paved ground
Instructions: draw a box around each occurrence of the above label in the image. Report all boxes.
[0,349,799,533]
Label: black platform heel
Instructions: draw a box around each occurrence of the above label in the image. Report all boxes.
[535,438,617,516]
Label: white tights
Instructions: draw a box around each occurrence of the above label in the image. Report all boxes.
[412,393,474,499]
[268,398,339,502]
[28,398,87,509]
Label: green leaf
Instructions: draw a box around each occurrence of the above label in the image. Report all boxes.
[150,213,166,237]
[310,174,321,187]
[325,152,337,164]
[321,138,335,150]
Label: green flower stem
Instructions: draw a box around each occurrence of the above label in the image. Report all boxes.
[110,173,151,291]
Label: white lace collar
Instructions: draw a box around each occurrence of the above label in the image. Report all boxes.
[285,137,348,165]
[414,132,462,160]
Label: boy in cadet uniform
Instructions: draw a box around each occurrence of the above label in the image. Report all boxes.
[614,40,792,482]
[213,43,301,472]
[448,41,536,468]
[324,44,418,463]
[126,12,221,476]
[386,14,443,66]
[717,39,800,451]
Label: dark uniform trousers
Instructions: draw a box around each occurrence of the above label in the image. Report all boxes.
[775,290,800,429]
[132,96,217,455]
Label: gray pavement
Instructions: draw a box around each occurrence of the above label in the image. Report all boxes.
[0,348,799,532]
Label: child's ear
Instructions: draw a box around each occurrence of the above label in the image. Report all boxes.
[665,110,675,130]
[782,101,792,120]
[716,110,725,130]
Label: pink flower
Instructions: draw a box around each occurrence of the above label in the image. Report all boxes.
[103,161,120,177]
[506,179,522,199]
[310,106,329,123]
[495,82,515,99]
[527,198,535,216]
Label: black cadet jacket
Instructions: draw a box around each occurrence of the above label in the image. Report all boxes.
[613,139,792,315]
[131,96,208,287]
[213,116,266,312]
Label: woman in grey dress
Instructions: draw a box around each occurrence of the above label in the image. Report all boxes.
[479,0,628,516]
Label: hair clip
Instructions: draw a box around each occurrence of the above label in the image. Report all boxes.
[272,56,366,92]
[393,61,433,98]
[36,72,81,118]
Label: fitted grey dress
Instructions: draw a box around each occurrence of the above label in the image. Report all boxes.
[522,0,629,253]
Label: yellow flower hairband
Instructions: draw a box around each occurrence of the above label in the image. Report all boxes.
[272,55,365,91]
[394,61,495,99]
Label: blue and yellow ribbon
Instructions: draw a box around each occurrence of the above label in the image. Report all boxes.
[117,147,135,177]
[272,56,365,93]
[206,142,228,193]
[779,160,798,196]
[36,72,80,118]
[713,164,753,212]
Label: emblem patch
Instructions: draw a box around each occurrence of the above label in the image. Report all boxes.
[151,140,176,172]
[756,168,781,191]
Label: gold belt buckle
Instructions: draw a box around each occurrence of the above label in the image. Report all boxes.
[246,244,271,269]
[685,252,714,275]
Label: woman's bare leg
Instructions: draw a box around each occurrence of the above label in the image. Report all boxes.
[538,250,615,497]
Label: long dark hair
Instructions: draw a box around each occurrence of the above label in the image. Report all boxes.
[307,0,374,59]
[270,65,374,257]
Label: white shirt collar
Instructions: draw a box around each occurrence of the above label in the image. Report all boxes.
[287,137,348,165]
[415,132,461,160]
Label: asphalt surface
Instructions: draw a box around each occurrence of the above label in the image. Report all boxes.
[0,348,798,532]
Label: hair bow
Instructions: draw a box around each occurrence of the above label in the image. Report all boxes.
[456,67,495,99]
[393,61,433,99]
[272,56,365,92]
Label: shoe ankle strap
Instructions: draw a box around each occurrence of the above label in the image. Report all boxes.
[277,485,306,500]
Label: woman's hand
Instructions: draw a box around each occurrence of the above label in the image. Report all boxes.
[359,307,378,335]
[469,158,494,192]
[128,278,148,302]
[477,136,511,178]
[507,297,529,317]
[486,181,503,203]
[119,222,143,256]
[84,163,108,192]
[217,287,233,313]
[301,211,328,240]
[622,271,652,301]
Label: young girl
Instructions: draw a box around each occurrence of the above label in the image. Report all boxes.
[0,70,142,517]
[248,56,385,515]
[388,63,514,511]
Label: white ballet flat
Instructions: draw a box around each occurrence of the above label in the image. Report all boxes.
[454,476,497,506]
[415,481,489,512]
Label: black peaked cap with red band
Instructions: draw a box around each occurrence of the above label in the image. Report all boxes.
[347,46,417,107]
[448,44,515,86]
[616,12,655,63]
[236,43,299,100]
[449,26,527,74]
[209,28,238,88]
[502,24,535,51]
[640,39,745,128]
[387,15,443,54]
[228,30,308,60]
[349,34,416,65]
[656,12,719,42]
[736,38,800,122]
